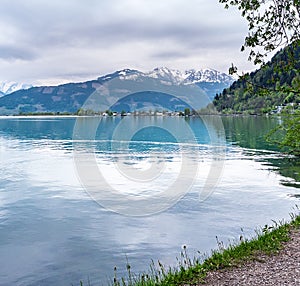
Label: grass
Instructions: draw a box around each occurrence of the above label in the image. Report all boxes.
[79,208,300,286]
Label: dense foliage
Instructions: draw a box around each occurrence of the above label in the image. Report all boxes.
[214,42,300,114]
[268,110,300,155]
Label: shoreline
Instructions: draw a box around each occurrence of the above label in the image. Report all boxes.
[203,226,300,285]
[0,113,277,118]
[108,211,300,286]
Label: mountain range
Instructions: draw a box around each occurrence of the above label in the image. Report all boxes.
[0,81,32,97]
[0,68,233,115]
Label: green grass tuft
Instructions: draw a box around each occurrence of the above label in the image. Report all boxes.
[79,208,300,286]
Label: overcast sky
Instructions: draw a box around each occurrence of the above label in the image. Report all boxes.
[0,0,256,86]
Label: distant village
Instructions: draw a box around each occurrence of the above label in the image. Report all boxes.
[75,107,197,117]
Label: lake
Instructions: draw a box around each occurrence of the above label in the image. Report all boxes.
[0,115,299,285]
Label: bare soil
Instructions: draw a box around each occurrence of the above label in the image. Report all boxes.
[201,228,300,286]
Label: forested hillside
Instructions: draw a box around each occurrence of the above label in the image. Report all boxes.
[214,42,300,114]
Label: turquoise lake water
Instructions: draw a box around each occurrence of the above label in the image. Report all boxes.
[0,115,299,285]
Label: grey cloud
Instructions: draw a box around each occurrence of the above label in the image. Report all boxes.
[56,20,244,53]
[151,50,187,60]
[0,45,37,61]
[0,0,244,50]
[0,0,250,83]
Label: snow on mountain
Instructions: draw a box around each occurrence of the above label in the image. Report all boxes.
[114,67,233,101]
[0,68,231,97]
[0,67,233,115]
[184,68,233,84]
[121,67,234,86]
[98,69,138,81]
[146,67,185,84]
[0,81,32,95]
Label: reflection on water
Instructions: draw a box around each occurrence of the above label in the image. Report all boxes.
[221,115,300,187]
[0,116,299,286]
[221,115,280,150]
[265,157,300,189]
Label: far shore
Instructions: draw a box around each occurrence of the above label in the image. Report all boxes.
[0,111,279,118]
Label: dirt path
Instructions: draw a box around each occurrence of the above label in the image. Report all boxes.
[201,228,300,286]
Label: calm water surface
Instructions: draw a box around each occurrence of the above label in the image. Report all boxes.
[0,116,299,285]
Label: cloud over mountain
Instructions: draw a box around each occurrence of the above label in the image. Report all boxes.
[0,0,253,85]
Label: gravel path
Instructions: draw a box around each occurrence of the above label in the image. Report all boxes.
[202,228,300,286]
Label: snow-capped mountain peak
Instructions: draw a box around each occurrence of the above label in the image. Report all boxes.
[98,69,138,81]
[146,67,186,84]
[183,68,233,84]
[142,67,233,85]
[0,81,32,95]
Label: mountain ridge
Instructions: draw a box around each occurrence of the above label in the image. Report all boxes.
[0,67,234,115]
[0,81,32,95]
[117,67,233,85]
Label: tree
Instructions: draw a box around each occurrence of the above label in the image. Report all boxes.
[184,108,191,116]
[105,110,113,116]
[219,0,300,155]
[267,110,300,155]
[219,0,300,65]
